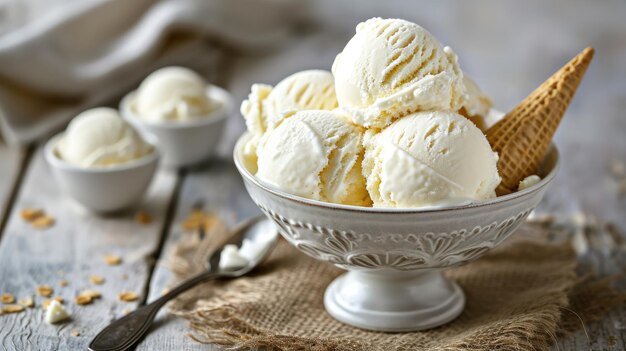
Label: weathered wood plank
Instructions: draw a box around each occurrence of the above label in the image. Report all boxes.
[137,159,259,350]
[0,147,178,350]
[0,143,27,234]
[556,311,626,350]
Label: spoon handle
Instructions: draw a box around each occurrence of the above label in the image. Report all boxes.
[88,271,218,351]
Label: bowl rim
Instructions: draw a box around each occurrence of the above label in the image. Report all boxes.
[233,132,560,214]
[119,84,233,130]
[44,132,160,174]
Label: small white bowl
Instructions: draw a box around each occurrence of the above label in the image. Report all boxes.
[44,133,159,213]
[234,132,559,332]
[120,85,233,168]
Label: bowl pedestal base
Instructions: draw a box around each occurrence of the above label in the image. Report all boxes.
[324,270,465,332]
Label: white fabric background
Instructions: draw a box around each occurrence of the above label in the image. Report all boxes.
[0,0,308,145]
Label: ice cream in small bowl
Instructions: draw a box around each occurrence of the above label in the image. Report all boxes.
[45,107,159,213]
[120,66,234,168]
[234,18,594,332]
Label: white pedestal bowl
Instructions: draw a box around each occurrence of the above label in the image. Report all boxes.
[233,133,559,332]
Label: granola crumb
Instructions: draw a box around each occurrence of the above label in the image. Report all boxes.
[204,215,219,231]
[74,295,92,306]
[59,280,69,287]
[181,210,220,233]
[121,308,130,315]
[18,297,34,308]
[81,290,102,299]
[103,254,122,266]
[181,210,206,231]
[36,285,54,297]
[160,288,170,296]
[74,289,102,306]
[1,293,15,304]
[89,275,105,285]
[32,215,55,229]
[2,304,25,313]
[53,296,64,304]
[70,330,80,337]
[117,291,139,302]
[20,208,43,222]
[135,212,153,224]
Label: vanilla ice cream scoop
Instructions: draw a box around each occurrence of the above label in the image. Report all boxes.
[58,107,153,168]
[332,18,467,129]
[363,111,501,208]
[135,66,216,122]
[256,110,371,206]
[240,70,338,168]
[263,70,338,130]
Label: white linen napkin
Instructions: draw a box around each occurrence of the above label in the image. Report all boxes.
[0,0,306,145]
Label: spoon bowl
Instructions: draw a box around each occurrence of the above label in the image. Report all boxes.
[207,217,278,276]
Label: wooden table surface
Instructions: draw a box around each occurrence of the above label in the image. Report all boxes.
[1,1,625,350]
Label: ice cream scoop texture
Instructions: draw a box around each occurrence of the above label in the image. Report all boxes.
[332,17,467,129]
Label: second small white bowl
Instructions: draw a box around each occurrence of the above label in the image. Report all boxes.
[44,133,159,213]
[120,85,233,168]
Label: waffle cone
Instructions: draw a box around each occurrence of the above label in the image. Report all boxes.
[487,47,594,195]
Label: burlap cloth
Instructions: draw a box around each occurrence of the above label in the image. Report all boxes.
[166,217,625,351]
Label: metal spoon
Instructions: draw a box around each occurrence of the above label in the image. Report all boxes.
[88,216,277,351]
